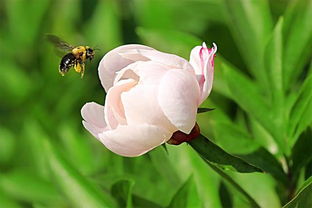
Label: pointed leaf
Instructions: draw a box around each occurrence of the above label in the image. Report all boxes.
[221,62,282,149]
[149,147,181,187]
[238,148,288,186]
[111,179,134,208]
[291,129,312,178]
[283,0,312,89]
[197,108,215,114]
[222,0,272,86]
[264,17,288,154]
[188,135,263,173]
[289,75,312,146]
[283,176,312,208]
[132,195,163,208]
[167,176,201,208]
[206,161,261,208]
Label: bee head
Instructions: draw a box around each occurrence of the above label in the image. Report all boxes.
[86,47,95,60]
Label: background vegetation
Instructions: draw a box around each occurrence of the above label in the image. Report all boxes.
[0,0,311,207]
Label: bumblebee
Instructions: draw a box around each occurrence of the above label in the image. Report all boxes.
[46,34,95,78]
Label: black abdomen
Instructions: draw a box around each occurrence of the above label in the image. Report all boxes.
[59,53,76,73]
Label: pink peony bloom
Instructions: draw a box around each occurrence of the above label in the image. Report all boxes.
[81,43,217,157]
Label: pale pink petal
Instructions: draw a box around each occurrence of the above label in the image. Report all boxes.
[120,49,193,72]
[98,124,172,157]
[99,45,194,92]
[121,84,177,132]
[81,102,106,139]
[114,61,168,86]
[104,79,137,129]
[189,42,217,104]
[98,45,153,92]
[112,61,176,131]
[158,69,200,134]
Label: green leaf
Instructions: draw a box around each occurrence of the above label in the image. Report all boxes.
[264,17,288,154]
[111,179,134,208]
[221,62,283,150]
[264,17,284,112]
[238,148,288,186]
[283,176,312,208]
[0,169,60,203]
[213,121,260,155]
[206,161,261,208]
[188,135,263,173]
[0,128,15,165]
[132,195,163,208]
[43,139,116,208]
[0,192,22,208]
[197,108,215,114]
[283,0,312,89]
[218,182,233,208]
[291,129,312,178]
[222,0,272,87]
[59,123,97,175]
[149,147,181,187]
[289,75,312,146]
[165,144,223,208]
[167,176,201,208]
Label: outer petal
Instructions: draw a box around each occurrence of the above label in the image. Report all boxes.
[98,45,194,92]
[119,49,193,72]
[98,124,172,157]
[81,102,106,139]
[158,69,200,134]
[189,42,217,104]
[98,44,153,92]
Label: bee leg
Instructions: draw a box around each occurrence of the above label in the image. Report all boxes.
[74,62,82,73]
[80,64,85,78]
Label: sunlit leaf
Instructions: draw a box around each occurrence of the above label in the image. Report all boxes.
[221,62,284,151]
[222,0,273,87]
[264,17,288,154]
[289,75,312,146]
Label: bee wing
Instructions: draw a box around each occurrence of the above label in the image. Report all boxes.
[45,34,75,51]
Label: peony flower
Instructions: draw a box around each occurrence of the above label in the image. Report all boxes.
[81,42,217,157]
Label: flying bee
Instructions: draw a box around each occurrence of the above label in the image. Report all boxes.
[46,34,95,78]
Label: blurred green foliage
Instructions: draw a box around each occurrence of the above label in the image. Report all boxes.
[0,0,312,207]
